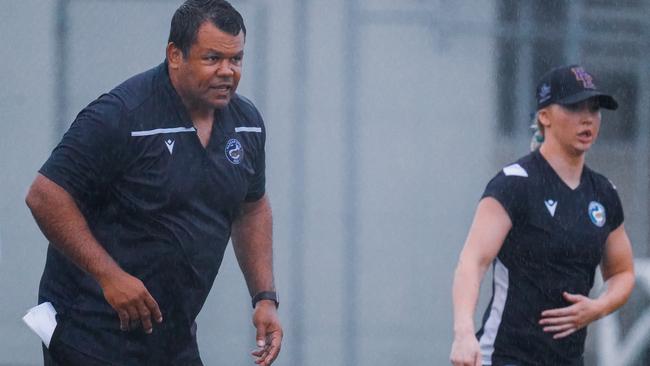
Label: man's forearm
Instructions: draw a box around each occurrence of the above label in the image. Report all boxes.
[231,194,275,297]
[26,174,121,284]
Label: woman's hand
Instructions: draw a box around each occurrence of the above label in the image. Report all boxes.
[539,292,603,339]
[450,332,482,366]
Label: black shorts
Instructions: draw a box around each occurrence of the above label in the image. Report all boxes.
[43,343,111,366]
[42,312,204,365]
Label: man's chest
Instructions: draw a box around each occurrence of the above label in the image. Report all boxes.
[114,128,257,210]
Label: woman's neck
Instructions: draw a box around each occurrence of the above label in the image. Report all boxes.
[539,142,585,189]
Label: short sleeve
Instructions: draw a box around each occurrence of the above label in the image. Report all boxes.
[39,94,126,207]
[243,110,266,202]
[605,181,624,231]
[481,171,528,223]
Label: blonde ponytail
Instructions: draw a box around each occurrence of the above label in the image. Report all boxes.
[530,112,544,151]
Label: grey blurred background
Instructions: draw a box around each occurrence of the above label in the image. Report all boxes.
[1,0,649,365]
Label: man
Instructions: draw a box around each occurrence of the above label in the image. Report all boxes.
[25,1,282,365]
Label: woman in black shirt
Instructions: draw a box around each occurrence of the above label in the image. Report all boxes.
[450,65,635,366]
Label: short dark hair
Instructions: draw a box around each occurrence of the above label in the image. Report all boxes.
[168,0,246,57]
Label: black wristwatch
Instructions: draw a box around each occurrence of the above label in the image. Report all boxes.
[252,291,279,309]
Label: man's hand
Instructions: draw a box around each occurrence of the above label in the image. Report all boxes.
[250,300,282,365]
[539,292,603,339]
[450,332,482,366]
[99,269,163,334]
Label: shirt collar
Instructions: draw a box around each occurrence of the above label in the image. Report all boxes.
[159,60,194,128]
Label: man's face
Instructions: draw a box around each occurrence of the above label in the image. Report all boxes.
[172,21,245,110]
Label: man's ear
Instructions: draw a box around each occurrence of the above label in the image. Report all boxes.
[167,42,183,69]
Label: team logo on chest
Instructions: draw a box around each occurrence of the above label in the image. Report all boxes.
[225,138,244,165]
[164,138,175,154]
[588,201,606,227]
[544,199,557,217]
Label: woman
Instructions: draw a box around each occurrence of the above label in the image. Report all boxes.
[449,65,635,366]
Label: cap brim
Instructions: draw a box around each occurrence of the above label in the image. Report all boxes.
[557,90,618,110]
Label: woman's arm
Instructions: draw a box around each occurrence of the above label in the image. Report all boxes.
[539,224,635,339]
[450,197,512,366]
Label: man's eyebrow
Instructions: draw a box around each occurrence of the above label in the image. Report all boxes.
[203,50,245,57]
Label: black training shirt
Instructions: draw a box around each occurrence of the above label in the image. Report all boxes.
[38,62,266,365]
[476,149,623,366]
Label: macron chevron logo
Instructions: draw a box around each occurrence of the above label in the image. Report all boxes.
[165,139,175,154]
[544,199,557,217]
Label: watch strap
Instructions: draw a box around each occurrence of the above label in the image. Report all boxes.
[252,291,279,309]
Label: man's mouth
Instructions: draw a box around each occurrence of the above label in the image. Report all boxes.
[211,85,232,92]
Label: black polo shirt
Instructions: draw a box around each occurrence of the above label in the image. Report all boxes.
[476,149,623,366]
[38,62,266,365]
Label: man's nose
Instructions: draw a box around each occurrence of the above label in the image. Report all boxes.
[216,60,235,76]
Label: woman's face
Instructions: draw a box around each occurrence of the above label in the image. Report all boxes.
[541,97,602,155]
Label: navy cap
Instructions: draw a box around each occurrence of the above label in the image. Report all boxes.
[536,65,618,110]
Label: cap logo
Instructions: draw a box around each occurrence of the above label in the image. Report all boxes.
[538,83,551,103]
[571,67,595,89]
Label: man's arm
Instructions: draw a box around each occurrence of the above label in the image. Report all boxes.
[26,173,162,333]
[231,194,282,366]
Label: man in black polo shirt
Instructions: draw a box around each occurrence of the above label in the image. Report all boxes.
[24,1,282,365]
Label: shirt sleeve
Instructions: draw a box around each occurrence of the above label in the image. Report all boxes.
[605,181,624,231]
[243,109,266,202]
[481,171,528,224]
[39,94,126,209]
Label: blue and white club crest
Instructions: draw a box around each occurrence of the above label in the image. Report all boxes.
[225,138,243,165]
[588,201,606,227]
